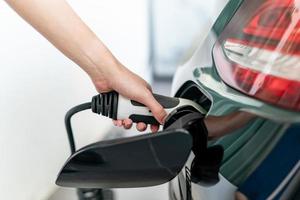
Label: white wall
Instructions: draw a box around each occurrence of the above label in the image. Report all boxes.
[0,0,149,199]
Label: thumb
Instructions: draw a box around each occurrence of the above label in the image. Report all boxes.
[141,92,167,124]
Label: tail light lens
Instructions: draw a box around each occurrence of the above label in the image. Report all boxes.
[213,0,300,111]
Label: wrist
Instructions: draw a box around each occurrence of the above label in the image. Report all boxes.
[82,42,123,90]
[90,59,122,81]
[91,64,121,93]
[90,58,124,93]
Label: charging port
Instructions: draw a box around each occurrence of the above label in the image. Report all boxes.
[173,81,224,186]
[174,81,212,111]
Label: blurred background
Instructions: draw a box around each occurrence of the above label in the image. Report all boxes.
[0,0,225,199]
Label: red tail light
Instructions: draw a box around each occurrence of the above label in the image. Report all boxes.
[213,0,300,111]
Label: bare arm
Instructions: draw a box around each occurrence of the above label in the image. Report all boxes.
[5,0,166,131]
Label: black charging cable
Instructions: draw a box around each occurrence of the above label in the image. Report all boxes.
[65,102,91,154]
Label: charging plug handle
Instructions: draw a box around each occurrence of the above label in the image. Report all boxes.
[90,91,202,125]
[91,92,119,119]
[64,91,223,187]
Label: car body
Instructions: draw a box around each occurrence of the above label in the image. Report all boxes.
[169,0,300,199]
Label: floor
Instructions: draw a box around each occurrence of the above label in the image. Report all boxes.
[48,185,168,200]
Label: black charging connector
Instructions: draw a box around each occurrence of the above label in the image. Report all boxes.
[60,91,224,200]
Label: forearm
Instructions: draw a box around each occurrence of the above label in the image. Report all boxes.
[5,0,120,81]
[5,0,167,125]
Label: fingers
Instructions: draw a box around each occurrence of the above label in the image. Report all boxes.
[150,124,159,133]
[145,83,152,92]
[113,119,153,132]
[140,92,167,124]
[135,123,160,133]
[113,119,132,129]
[113,120,123,127]
[123,118,133,129]
[136,122,147,132]
[110,68,166,125]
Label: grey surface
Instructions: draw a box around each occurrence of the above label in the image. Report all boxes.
[48,188,77,200]
[48,185,168,200]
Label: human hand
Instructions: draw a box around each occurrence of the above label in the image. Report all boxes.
[4,0,166,132]
[92,64,167,133]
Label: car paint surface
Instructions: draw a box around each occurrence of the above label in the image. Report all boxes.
[169,0,300,199]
